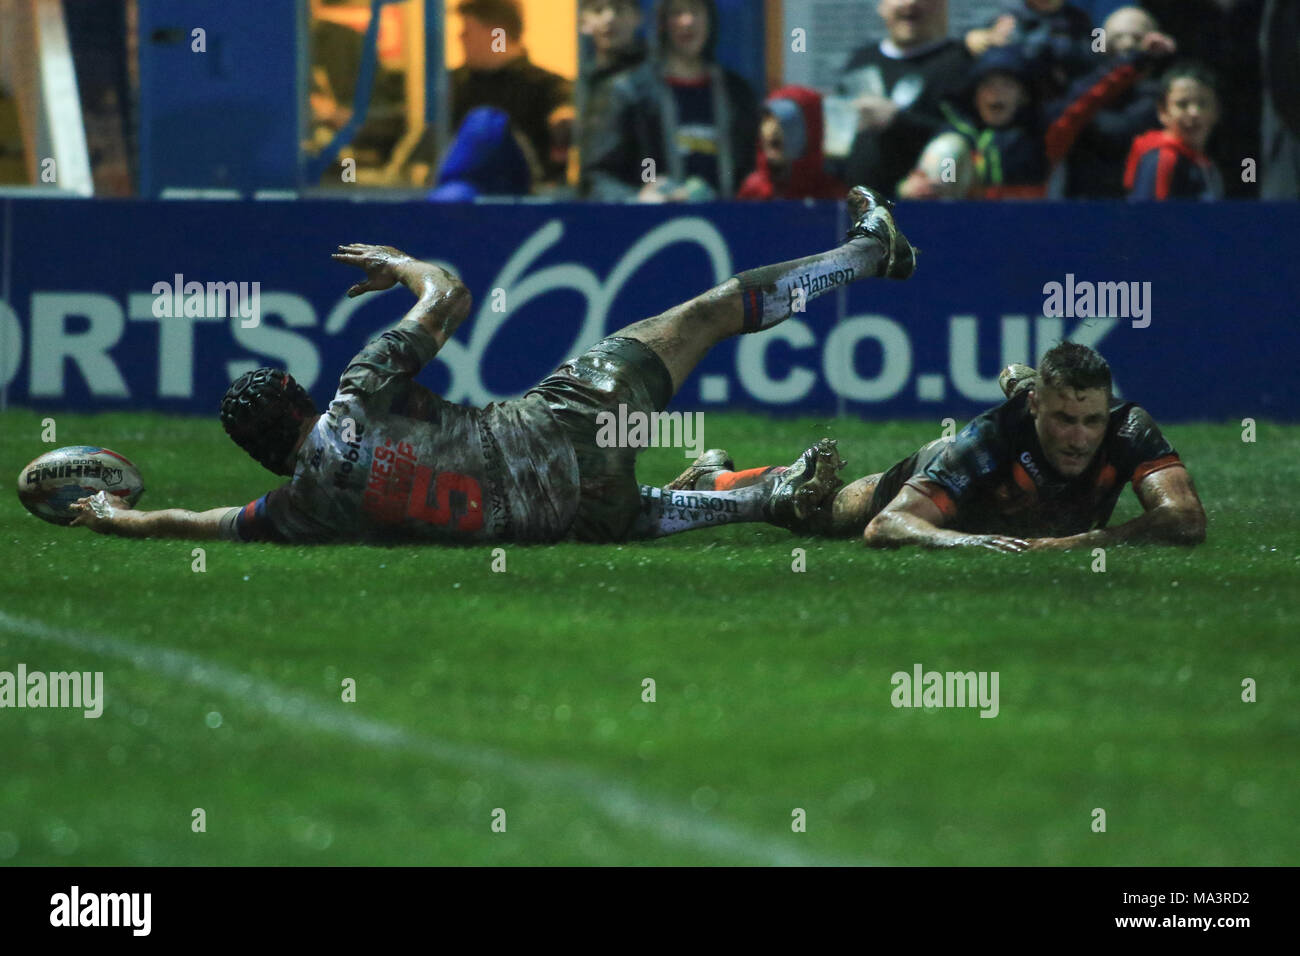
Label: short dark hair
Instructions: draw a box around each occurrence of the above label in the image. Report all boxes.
[1038,343,1112,398]
[220,368,318,476]
[458,0,523,41]
[655,0,718,61]
[1159,61,1219,107]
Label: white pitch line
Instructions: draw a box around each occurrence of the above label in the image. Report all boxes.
[0,610,874,867]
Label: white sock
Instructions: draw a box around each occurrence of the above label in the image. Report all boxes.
[629,484,770,539]
[734,237,885,333]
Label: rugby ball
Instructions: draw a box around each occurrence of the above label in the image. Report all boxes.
[16,446,144,526]
[918,132,976,199]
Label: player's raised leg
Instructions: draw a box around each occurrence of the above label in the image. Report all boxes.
[526,187,913,543]
[614,186,917,394]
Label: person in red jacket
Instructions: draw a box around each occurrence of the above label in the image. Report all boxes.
[1125,63,1223,200]
[737,85,846,201]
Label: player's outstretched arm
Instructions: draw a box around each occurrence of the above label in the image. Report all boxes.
[70,492,232,540]
[863,485,1031,554]
[331,243,472,349]
[1028,465,1207,551]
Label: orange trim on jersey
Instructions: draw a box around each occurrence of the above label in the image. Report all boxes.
[1012,461,1036,493]
[715,466,770,491]
[908,479,958,519]
[1095,463,1117,489]
[1132,454,1182,488]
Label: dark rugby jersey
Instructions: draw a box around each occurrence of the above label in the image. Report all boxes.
[221,319,580,544]
[888,392,1181,537]
[667,76,721,189]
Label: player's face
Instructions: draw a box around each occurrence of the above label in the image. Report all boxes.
[1158,78,1219,153]
[877,0,947,49]
[665,0,709,60]
[581,0,642,58]
[1030,385,1109,478]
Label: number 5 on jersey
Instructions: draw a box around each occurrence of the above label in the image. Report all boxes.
[409,467,484,531]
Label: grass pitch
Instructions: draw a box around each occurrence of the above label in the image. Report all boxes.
[1,410,1296,865]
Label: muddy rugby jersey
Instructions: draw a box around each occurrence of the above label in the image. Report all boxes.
[221,319,580,543]
[875,392,1182,537]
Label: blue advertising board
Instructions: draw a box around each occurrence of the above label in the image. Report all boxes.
[0,198,1296,423]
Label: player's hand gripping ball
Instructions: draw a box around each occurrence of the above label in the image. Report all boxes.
[16,446,144,525]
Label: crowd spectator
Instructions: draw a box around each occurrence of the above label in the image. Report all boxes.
[579,0,647,89]
[581,0,759,201]
[965,0,1095,101]
[309,0,407,176]
[738,86,846,200]
[1125,63,1223,200]
[835,0,972,200]
[446,0,1277,205]
[901,28,1174,200]
[907,46,1051,199]
[1139,0,1262,199]
[1054,6,1172,197]
[450,0,572,187]
[576,0,649,192]
[1260,0,1299,198]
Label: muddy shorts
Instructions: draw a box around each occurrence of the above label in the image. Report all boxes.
[526,336,674,542]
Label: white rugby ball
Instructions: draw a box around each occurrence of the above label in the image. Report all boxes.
[16,445,145,526]
[918,132,976,199]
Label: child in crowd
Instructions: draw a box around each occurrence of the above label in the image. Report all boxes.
[1125,63,1222,200]
[738,86,846,201]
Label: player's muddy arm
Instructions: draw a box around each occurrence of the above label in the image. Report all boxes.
[70,494,230,539]
[397,262,472,349]
[1035,466,1207,549]
[863,486,1031,554]
[333,243,472,349]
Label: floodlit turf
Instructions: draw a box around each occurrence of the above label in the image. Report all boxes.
[1,409,1296,866]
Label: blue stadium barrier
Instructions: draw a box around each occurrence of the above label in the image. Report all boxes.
[0,199,1295,422]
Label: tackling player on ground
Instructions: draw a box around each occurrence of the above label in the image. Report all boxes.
[667,343,1207,552]
[71,187,911,544]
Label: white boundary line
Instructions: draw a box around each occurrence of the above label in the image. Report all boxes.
[0,610,875,866]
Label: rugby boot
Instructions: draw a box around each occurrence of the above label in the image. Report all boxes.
[763,438,847,532]
[845,185,918,280]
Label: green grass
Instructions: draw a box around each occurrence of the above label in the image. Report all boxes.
[0,410,1296,865]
